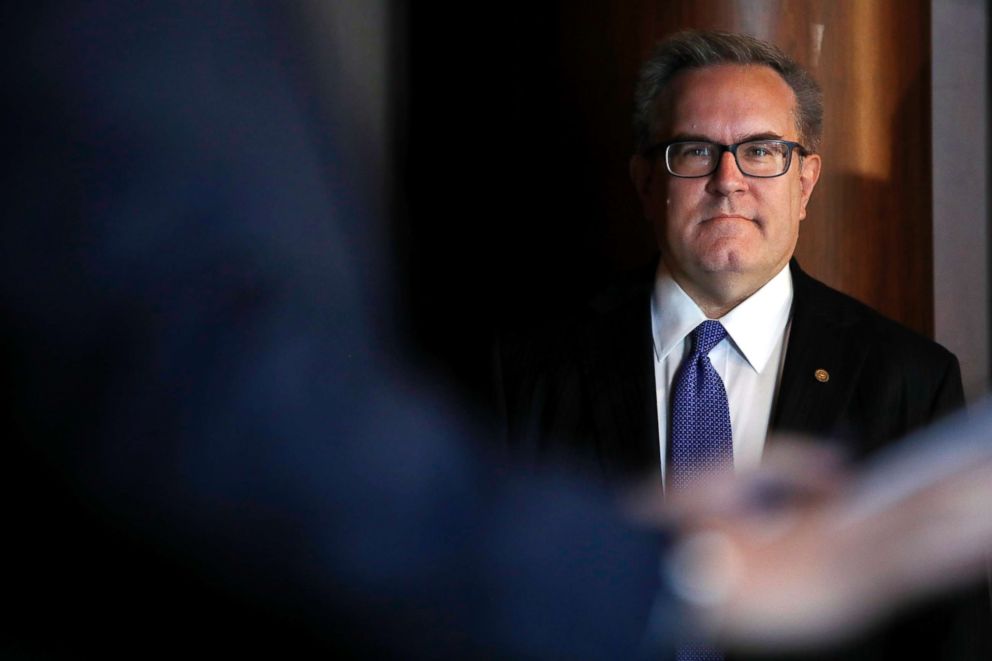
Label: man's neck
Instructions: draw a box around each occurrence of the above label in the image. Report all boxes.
[672,273,765,319]
[664,261,781,319]
[688,291,749,319]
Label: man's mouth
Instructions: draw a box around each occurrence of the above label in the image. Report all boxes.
[703,213,754,223]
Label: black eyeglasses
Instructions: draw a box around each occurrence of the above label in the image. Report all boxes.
[645,139,807,178]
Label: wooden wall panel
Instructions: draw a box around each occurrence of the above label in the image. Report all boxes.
[801,1,932,337]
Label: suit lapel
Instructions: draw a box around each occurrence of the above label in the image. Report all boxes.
[771,262,869,444]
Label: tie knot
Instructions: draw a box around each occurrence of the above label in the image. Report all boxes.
[690,320,726,356]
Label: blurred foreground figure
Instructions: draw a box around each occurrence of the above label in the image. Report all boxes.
[2,3,990,659]
[637,426,992,657]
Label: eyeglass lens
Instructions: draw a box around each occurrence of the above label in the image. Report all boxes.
[666,140,793,177]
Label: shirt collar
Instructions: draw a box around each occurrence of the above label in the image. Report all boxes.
[651,262,793,373]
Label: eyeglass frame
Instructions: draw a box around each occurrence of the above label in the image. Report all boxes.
[643,138,809,179]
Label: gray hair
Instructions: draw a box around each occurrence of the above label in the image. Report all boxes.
[633,30,823,154]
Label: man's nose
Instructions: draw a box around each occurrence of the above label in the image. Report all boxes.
[705,150,748,196]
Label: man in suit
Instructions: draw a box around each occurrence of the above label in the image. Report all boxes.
[498,30,985,659]
[500,29,962,483]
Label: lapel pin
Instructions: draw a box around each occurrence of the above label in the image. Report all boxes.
[814,368,830,383]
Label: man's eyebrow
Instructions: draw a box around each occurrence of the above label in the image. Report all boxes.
[736,131,785,142]
[666,133,713,143]
[665,131,786,143]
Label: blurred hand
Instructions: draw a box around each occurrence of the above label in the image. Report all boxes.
[624,435,992,652]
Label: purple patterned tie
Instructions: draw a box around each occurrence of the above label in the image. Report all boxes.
[670,321,732,660]
[669,320,733,492]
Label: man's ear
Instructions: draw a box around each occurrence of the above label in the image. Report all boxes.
[797,153,822,221]
[630,154,655,215]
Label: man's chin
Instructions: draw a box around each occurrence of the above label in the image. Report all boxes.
[695,250,750,274]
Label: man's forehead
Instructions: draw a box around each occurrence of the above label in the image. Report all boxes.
[652,63,799,140]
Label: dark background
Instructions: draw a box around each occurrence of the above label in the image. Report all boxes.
[395,3,656,398]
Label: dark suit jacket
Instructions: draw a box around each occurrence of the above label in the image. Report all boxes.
[497,258,988,660]
[498,259,963,481]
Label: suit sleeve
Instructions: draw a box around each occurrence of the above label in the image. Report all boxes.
[929,352,965,421]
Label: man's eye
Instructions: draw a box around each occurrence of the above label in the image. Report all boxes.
[679,145,712,158]
[742,142,785,159]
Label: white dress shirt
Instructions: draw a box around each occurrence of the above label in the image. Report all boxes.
[651,262,793,486]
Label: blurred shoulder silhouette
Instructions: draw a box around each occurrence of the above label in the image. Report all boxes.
[0,2,666,657]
